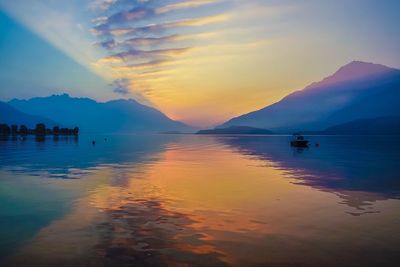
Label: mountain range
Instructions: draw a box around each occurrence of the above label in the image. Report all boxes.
[2,61,400,135]
[0,101,57,128]
[5,94,193,133]
[220,61,400,132]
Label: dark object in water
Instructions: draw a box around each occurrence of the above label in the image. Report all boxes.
[92,140,96,145]
[290,134,309,147]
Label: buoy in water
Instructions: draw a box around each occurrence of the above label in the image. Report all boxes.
[92,140,96,145]
[315,143,320,147]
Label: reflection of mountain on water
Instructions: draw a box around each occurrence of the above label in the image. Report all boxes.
[0,135,178,179]
[220,135,400,208]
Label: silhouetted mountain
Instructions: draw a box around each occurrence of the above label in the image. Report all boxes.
[8,94,193,133]
[322,116,400,135]
[197,126,274,135]
[0,101,57,127]
[220,61,400,132]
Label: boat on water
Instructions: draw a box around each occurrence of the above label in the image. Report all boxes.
[290,134,309,147]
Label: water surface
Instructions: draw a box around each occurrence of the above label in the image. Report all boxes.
[1,134,400,266]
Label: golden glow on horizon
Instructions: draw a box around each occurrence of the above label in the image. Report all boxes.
[85,1,344,127]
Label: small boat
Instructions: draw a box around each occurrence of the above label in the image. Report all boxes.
[290,134,309,147]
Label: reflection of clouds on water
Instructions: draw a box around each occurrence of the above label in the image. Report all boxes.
[94,198,228,267]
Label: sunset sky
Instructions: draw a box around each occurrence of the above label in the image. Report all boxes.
[1,0,399,127]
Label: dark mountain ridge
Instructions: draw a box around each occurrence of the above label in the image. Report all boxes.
[8,94,193,133]
[220,61,400,132]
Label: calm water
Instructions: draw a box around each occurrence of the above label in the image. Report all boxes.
[0,134,400,267]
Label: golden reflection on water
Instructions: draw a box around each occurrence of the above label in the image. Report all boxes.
[6,136,400,267]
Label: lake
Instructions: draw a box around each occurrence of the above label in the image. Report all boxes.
[0,134,400,267]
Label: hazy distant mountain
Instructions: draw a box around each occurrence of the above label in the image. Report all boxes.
[0,101,57,127]
[322,116,400,135]
[220,61,400,132]
[8,94,193,133]
[197,126,274,135]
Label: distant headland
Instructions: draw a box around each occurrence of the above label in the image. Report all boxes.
[197,126,274,135]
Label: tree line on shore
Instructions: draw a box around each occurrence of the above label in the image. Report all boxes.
[0,123,79,136]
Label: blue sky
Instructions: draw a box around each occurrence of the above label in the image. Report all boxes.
[1,0,400,126]
[0,10,110,100]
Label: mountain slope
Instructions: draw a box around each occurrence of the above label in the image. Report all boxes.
[323,116,400,135]
[0,101,57,127]
[8,94,193,133]
[220,61,400,132]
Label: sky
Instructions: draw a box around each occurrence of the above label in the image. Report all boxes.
[0,0,400,127]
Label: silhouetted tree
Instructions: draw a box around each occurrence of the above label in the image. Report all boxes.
[0,124,10,135]
[11,125,18,135]
[35,123,46,136]
[53,126,60,135]
[0,124,79,137]
[19,125,28,135]
[73,127,79,136]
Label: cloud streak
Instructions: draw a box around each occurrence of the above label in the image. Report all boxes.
[90,0,230,101]
[156,0,219,14]
[102,47,192,63]
[112,78,130,95]
[92,14,229,37]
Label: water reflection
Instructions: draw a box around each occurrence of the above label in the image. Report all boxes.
[1,135,400,266]
[0,134,178,179]
[94,198,228,267]
[220,135,400,209]
[0,134,177,263]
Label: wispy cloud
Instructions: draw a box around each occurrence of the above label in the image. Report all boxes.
[95,31,218,51]
[92,0,220,25]
[89,0,230,101]
[112,78,130,95]
[156,0,219,14]
[120,35,183,47]
[92,14,229,37]
[88,0,117,11]
[100,6,155,25]
[102,47,192,63]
